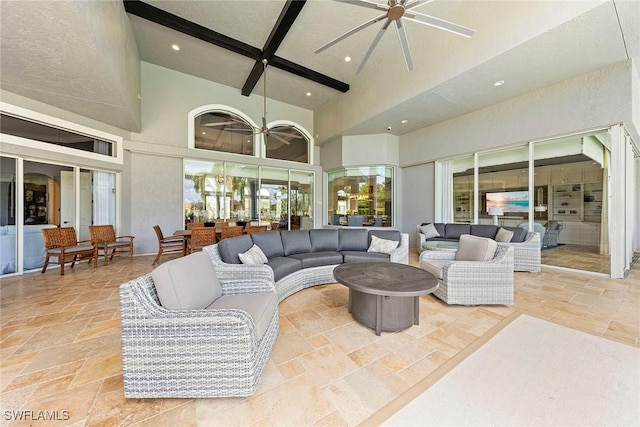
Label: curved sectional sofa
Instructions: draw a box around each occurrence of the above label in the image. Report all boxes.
[417,222,541,272]
[119,228,408,398]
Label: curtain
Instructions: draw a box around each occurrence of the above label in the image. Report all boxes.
[435,161,453,222]
[599,147,609,255]
[92,171,116,225]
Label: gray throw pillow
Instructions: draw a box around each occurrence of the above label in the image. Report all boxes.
[455,234,498,261]
[152,251,222,310]
[420,223,440,238]
[495,227,514,243]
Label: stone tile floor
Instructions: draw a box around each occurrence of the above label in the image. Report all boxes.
[1,251,638,426]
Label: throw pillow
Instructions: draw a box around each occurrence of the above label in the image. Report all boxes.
[455,234,498,261]
[495,227,514,243]
[152,251,222,310]
[239,244,268,265]
[367,235,399,254]
[420,223,440,238]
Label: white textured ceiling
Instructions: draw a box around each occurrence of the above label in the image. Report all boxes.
[1,0,638,140]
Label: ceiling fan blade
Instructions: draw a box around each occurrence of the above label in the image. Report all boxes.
[270,131,304,139]
[267,131,291,145]
[315,13,387,54]
[395,19,413,71]
[200,120,245,127]
[404,0,436,10]
[356,19,391,75]
[405,11,474,37]
[333,0,389,12]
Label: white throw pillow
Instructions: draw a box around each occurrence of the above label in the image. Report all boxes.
[239,244,268,265]
[367,235,399,254]
[455,234,497,261]
[420,223,440,238]
[495,227,514,243]
[152,251,222,310]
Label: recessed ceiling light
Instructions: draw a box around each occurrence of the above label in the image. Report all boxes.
[172,44,180,51]
[201,131,206,135]
[494,80,505,86]
[306,92,312,97]
[401,119,408,124]
[344,56,351,62]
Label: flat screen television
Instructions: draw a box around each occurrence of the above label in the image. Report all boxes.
[485,190,529,213]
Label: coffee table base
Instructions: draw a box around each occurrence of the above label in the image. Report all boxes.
[349,289,419,335]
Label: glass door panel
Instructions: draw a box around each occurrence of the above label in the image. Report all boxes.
[0,156,17,275]
[451,156,475,223]
[260,168,288,229]
[226,164,258,222]
[290,171,314,230]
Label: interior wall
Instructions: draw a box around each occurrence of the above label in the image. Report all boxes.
[402,162,435,250]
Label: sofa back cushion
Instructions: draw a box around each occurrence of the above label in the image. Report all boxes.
[152,252,222,310]
[470,224,499,239]
[310,229,339,252]
[368,229,401,245]
[338,228,369,251]
[217,235,253,264]
[445,223,471,239]
[503,226,527,243]
[251,231,285,259]
[281,230,312,256]
[455,234,498,261]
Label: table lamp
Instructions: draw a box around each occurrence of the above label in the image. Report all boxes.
[488,207,504,225]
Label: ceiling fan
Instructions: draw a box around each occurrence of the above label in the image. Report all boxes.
[315,0,474,74]
[200,59,302,146]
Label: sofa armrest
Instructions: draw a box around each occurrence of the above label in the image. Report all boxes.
[220,278,275,296]
[416,225,427,251]
[204,245,275,282]
[389,233,409,264]
[419,250,456,263]
[443,245,514,282]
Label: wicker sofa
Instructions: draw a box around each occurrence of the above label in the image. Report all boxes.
[119,228,408,398]
[417,222,540,272]
[206,228,409,302]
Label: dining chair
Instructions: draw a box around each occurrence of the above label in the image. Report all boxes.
[245,225,268,235]
[186,222,205,230]
[270,222,280,231]
[220,226,244,240]
[89,224,134,264]
[152,225,185,265]
[41,227,97,276]
[189,227,217,253]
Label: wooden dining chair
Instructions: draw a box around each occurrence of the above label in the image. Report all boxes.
[186,222,205,230]
[152,225,184,265]
[270,222,280,231]
[245,225,268,235]
[41,227,97,276]
[189,227,217,253]
[219,226,244,240]
[89,224,134,264]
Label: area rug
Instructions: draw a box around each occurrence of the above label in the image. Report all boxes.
[371,314,640,426]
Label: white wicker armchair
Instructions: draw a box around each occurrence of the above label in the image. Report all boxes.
[420,244,514,305]
[119,273,278,398]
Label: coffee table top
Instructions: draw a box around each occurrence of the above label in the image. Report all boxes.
[333,262,438,297]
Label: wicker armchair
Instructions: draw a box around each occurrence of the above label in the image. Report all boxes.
[189,227,216,253]
[41,227,97,275]
[119,271,278,398]
[420,244,514,305]
[89,225,134,264]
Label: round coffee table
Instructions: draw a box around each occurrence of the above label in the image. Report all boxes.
[333,262,439,335]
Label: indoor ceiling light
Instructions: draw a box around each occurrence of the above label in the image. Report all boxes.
[171,44,180,51]
[344,56,351,62]
[494,80,505,86]
[401,119,408,124]
[306,92,312,96]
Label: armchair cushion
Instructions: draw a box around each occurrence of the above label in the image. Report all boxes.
[152,252,222,310]
[367,235,399,254]
[239,244,268,265]
[495,227,514,243]
[420,223,440,238]
[421,259,448,280]
[455,234,497,261]
[208,292,278,340]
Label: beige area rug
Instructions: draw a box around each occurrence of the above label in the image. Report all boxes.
[374,314,640,426]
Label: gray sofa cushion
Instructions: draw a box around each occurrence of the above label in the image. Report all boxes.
[368,229,401,244]
[152,252,222,310]
[281,230,312,256]
[289,251,343,268]
[251,231,285,259]
[309,229,339,252]
[504,226,527,243]
[266,256,302,282]
[217,235,253,264]
[342,251,389,263]
[207,291,277,340]
[339,228,369,251]
[445,223,471,239]
[470,224,499,239]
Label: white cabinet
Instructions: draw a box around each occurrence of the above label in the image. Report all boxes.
[558,221,600,246]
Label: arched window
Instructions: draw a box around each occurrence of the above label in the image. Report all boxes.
[265,124,310,163]
[194,110,255,156]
